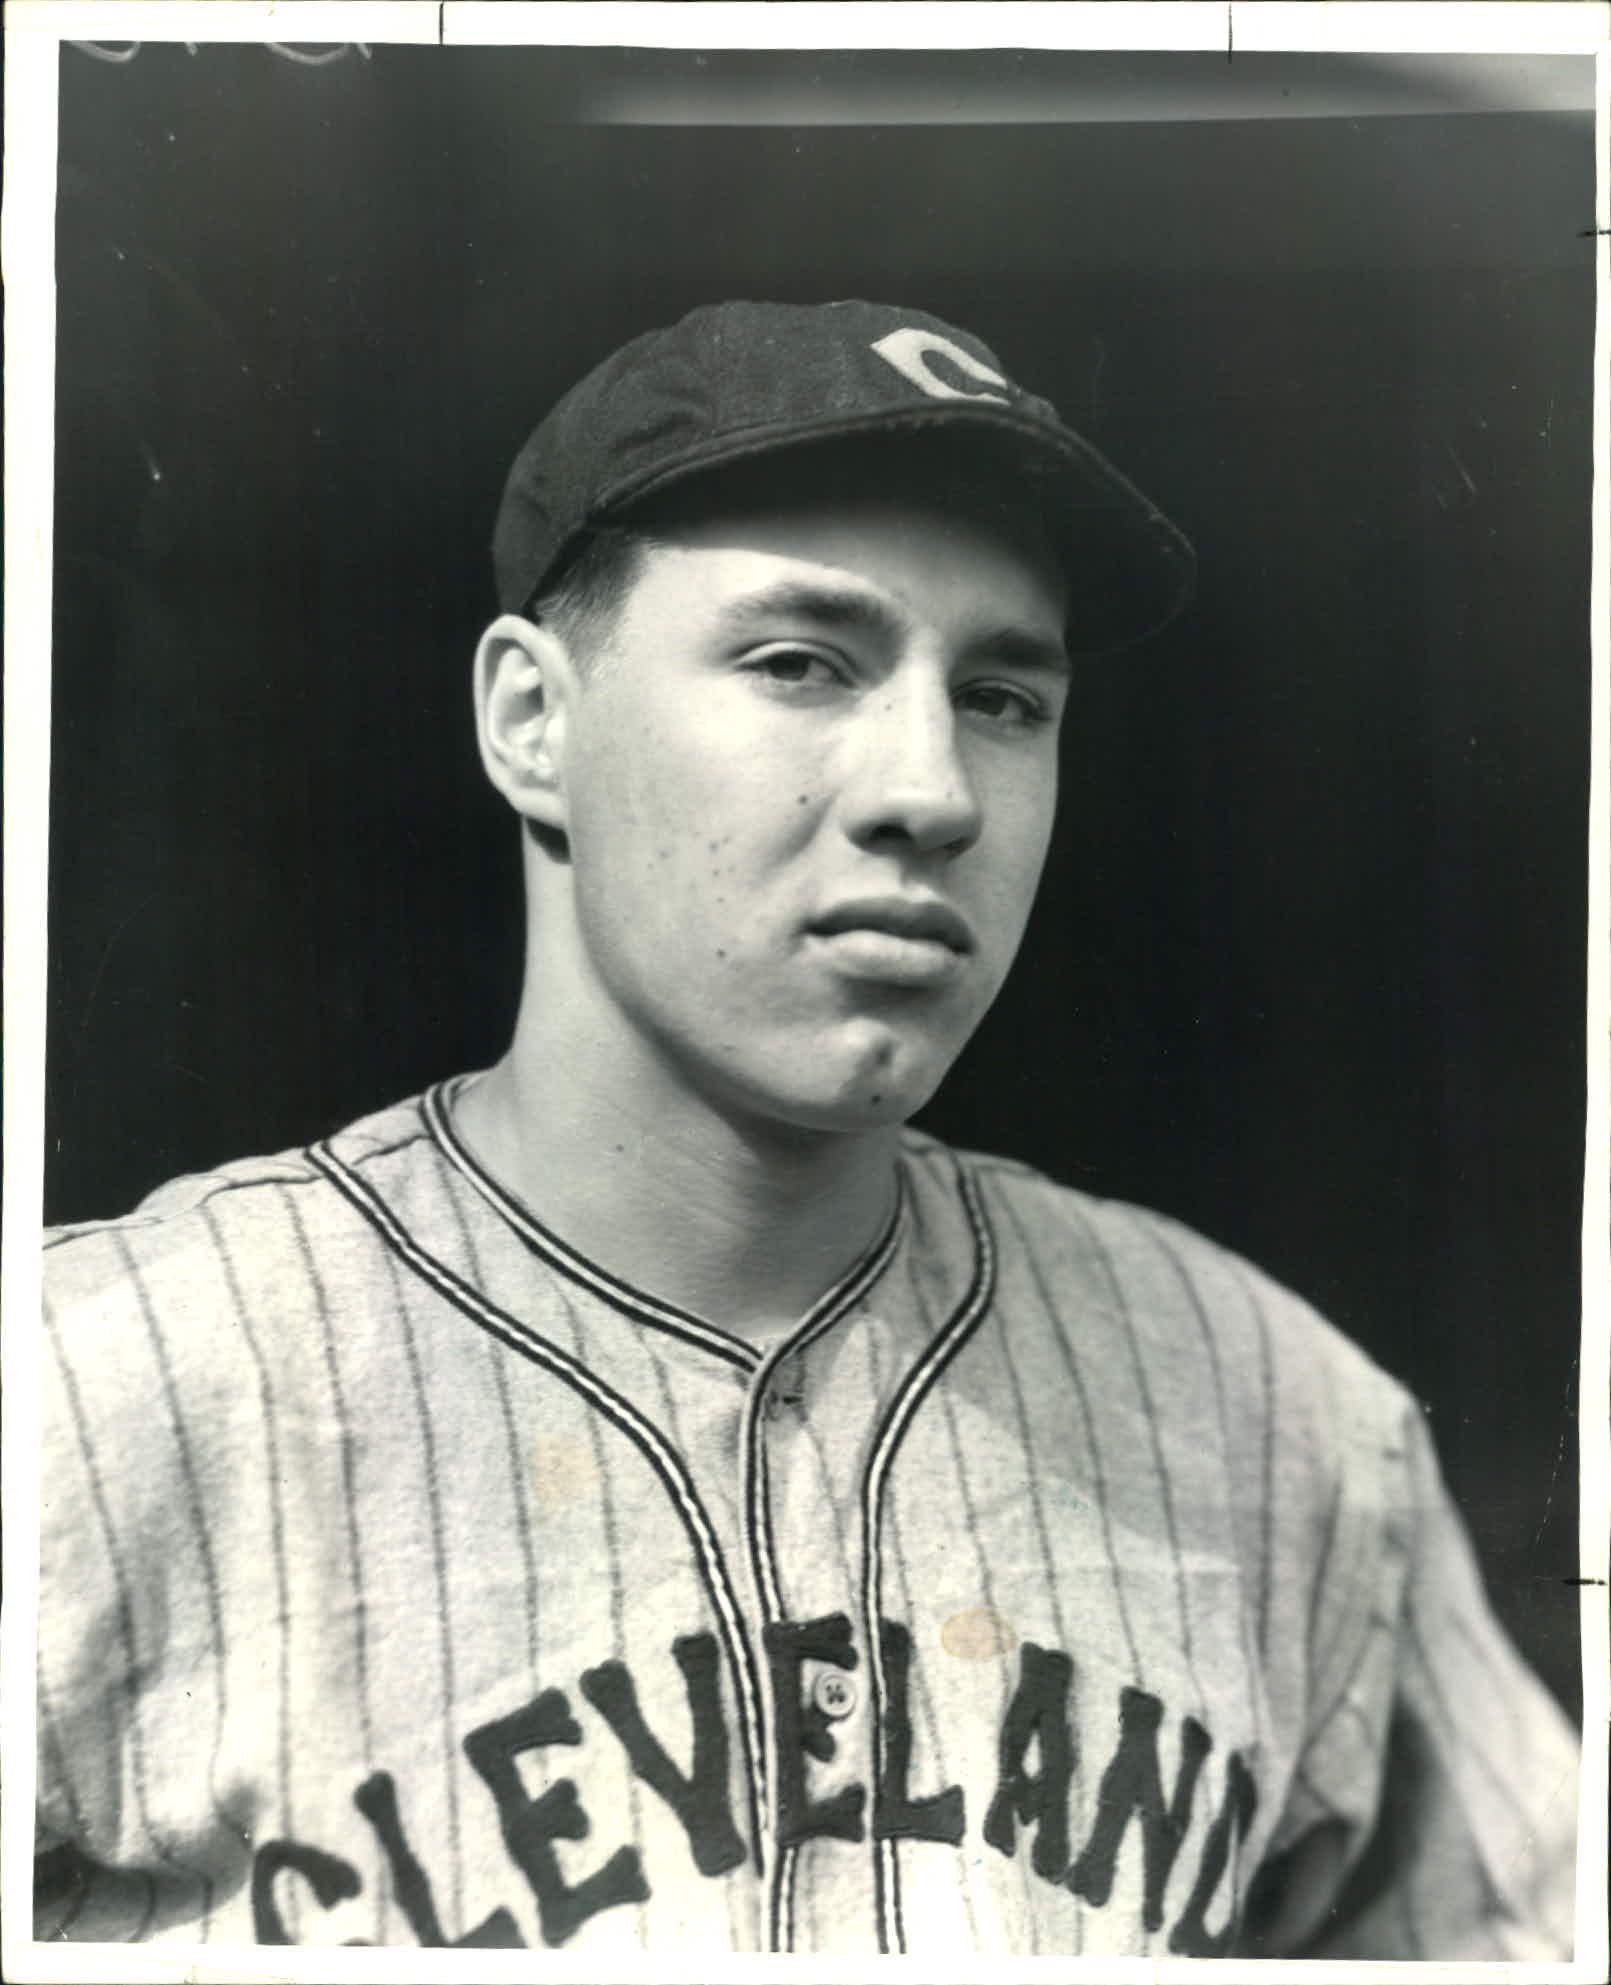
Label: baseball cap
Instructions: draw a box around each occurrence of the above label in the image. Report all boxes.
[493,298,1195,653]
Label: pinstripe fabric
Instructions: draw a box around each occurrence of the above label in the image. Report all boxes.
[858,1159,996,1955]
[312,1130,773,1890]
[426,1082,757,1373]
[1247,1276,1279,1661]
[35,1675,96,1940]
[274,1198,376,1736]
[630,1295,754,1957]
[548,1279,653,1949]
[864,1324,984,1950]
[443,1175,544,1683]
[785,1402,867,1958]
[992,1291,1086,1956]
[275,1200,337,1866]
[1062,1204,1207,1720]
[925,1307,1041,1953]
[41,1306,220,1938]
[734,1183,905,1952]
[34,1090,1577,1957]
[1141,1216,1272,1754]
[380,1241,468,1929]
[290,1203,388,1945]
[113,1235,239,1928]
[992,1190,1145,1681]
[34,1679,87,1854]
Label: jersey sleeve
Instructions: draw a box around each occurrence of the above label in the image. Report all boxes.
[34,1197,280,1944]
[1247,1392,1578,1961]
[35,1281,130,1933]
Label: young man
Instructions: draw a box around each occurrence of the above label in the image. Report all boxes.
[36,300,1576,1959]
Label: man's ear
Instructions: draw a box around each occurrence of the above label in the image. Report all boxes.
[473,613,579,830]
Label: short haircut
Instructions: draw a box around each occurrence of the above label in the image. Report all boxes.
[525,523,659,666]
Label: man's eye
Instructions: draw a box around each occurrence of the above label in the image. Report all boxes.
[748,648,844,688]
[958,681,1050,729]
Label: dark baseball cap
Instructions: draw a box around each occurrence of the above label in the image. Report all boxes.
[492,298,1195,653]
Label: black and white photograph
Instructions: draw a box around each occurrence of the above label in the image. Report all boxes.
[3,3,1607,1974]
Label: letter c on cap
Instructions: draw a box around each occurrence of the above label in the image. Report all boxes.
[871,329,1010,404]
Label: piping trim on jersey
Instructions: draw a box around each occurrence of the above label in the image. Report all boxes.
[423,1080,762,1373]
[860,1154,997,1957]
[734,1171,908,1953]
[308,1138,774,1883]
[742,1170,907,1624]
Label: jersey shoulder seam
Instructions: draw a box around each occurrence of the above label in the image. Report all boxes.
[43,1164,327,1251]
[334,1122,433,1170]
[46,1102,437,1251]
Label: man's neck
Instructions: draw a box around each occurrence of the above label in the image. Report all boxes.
[451,1023,901,1341]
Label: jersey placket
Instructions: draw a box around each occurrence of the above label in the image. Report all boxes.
[737,1185,908,1953]
[857,1158,997,1955]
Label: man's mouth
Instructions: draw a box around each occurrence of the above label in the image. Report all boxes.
[806,897,975,986]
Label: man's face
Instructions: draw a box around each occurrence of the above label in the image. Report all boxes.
[553,490,1070,1135]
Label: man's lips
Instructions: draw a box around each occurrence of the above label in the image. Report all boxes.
[808,896,976,953]
[806,897,975,987]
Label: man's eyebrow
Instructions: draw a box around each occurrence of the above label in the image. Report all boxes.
[970,627,1073,677]
[715,581,1071,674]
[714,580,902,638]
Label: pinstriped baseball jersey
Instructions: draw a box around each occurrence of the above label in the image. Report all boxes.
[35,1078,1576,1957]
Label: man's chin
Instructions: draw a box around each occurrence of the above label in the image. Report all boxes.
[737,1042,957,1138]
[773,1087,930,1137]
[657,1010,974,1143]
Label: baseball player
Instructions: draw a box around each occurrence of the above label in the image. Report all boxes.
[36,299,1577,1959]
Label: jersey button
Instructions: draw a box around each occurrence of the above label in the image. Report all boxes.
[812,1670,857,1720]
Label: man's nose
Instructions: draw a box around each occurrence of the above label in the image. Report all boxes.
[842,677,983,858]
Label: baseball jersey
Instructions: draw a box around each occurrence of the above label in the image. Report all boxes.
[35,1077,1577,1957]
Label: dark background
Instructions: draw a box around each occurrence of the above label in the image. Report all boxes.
[47,44,1594,1716]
